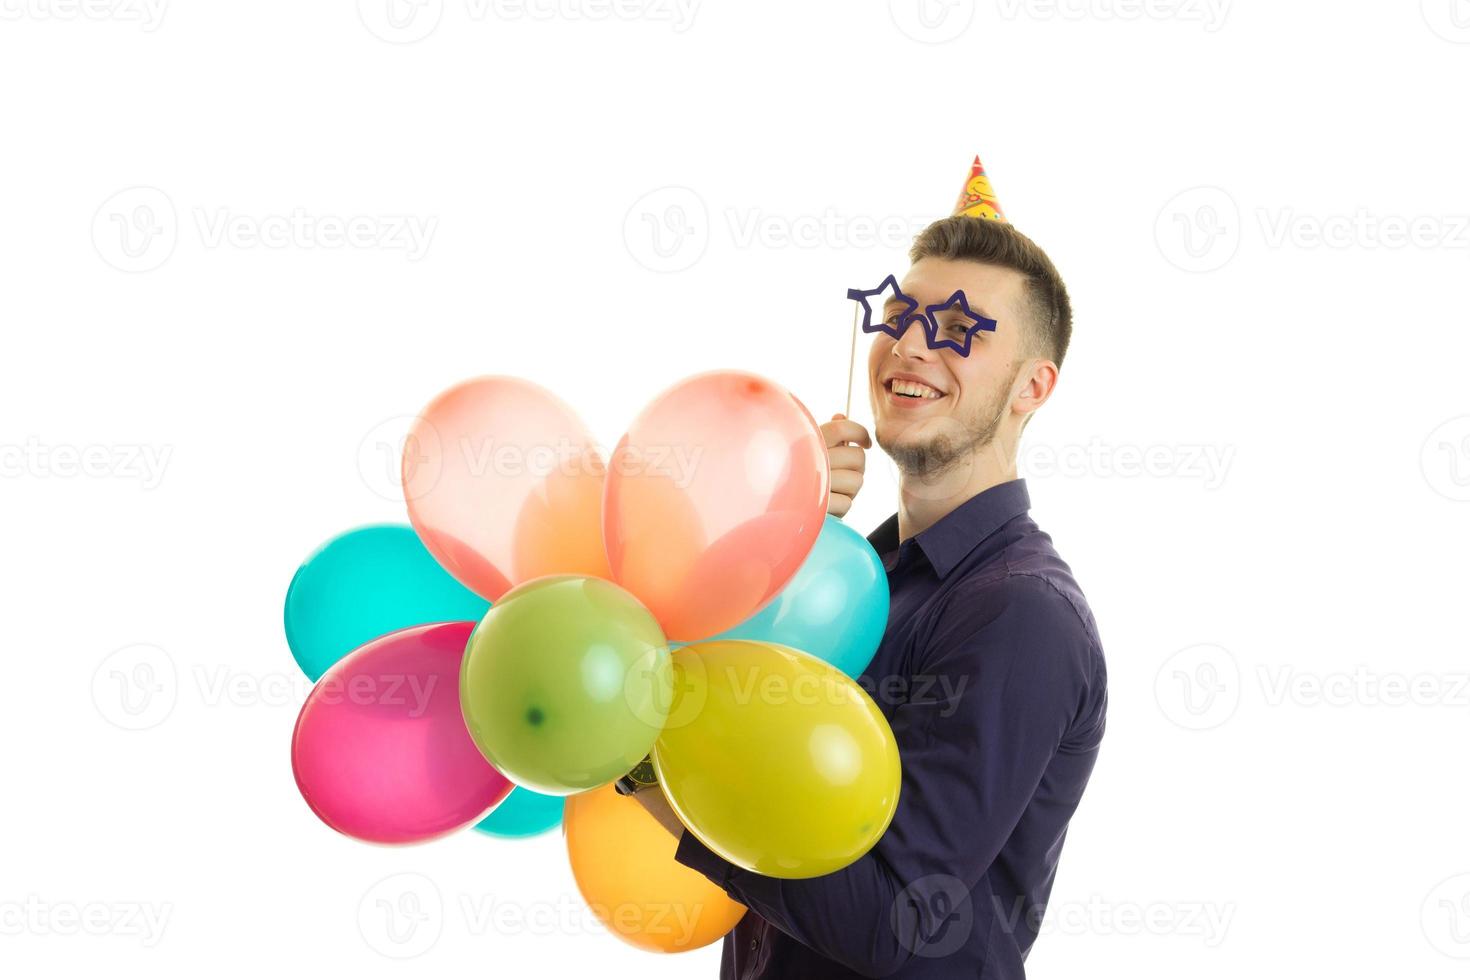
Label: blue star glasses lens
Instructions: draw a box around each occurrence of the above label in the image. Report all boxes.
[846,275,997,357]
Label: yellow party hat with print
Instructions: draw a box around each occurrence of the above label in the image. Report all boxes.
[952,154,1007,223]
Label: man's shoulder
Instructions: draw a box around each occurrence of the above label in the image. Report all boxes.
[935,526,1108,740]
[950,518,1104,655]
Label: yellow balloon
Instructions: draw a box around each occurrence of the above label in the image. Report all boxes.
[564,783,746,953]
[652,640,901,879]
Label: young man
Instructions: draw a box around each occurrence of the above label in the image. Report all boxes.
[631,170,1108,978]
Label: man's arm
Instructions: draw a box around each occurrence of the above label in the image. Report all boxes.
[634,782,687,838]
[653,575,1102,977]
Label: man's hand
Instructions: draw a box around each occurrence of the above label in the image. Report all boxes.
[822,413,871,519]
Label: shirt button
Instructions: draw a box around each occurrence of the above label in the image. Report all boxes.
[750,937,760,950]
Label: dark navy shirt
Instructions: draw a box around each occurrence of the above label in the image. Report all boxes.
[674,478,1107,978]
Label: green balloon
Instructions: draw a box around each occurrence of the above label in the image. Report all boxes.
[460,575,671,795]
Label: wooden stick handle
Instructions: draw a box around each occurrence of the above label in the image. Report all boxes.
[843,301,860,419]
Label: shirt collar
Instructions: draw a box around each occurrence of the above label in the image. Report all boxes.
[866,478,1032,578]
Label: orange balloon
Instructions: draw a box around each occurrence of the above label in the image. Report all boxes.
[603,372,829,641]
[564,783,746,953]
[403,377,611,601]
[511,461,610,585]
[598,468,705,615]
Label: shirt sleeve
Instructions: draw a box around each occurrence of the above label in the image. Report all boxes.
[672,573,1102,978]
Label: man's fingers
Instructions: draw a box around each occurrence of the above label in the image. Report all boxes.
[829,469,863,498]
[822,418,872,449]
[828,445,866,474]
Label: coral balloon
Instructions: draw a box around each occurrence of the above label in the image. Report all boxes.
[565,784,746,953]
[403,377,610,601]
[291,622,511,844]
[603,371,829,641]
[653,640,900,879]
[460,575,672,795]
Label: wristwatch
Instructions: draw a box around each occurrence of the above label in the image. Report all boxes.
[614,754,658,796]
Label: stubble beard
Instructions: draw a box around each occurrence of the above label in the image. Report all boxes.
[876,366,1018,483]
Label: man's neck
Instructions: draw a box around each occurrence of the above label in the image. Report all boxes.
[896,442,1018,543]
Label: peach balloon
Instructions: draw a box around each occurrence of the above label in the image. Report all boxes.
[403,377,611,601]
[603,372,829,641]
[564,783,745,953]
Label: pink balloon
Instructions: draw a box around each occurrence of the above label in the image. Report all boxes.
[403,377,611,602]
[603,371,829,642]
[291,622,512,845]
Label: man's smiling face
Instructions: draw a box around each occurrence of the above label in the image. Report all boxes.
[867,256,1031,477]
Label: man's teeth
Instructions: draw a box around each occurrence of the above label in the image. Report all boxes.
[891,379,943,399]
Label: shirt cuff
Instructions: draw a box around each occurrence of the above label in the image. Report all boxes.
[674,830,737,890]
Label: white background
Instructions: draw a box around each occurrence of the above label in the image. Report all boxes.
[3,1,1469,976]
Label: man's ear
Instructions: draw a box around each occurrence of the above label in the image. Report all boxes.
[1011,358,1059,420]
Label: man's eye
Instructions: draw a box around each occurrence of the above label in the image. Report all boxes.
[883,313,904,327]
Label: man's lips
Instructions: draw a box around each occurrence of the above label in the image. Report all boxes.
[882,373,948,402]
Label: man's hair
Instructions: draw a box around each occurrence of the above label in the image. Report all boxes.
[909,217,1072,369]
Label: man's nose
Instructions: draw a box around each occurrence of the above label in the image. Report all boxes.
[892,316,934,359]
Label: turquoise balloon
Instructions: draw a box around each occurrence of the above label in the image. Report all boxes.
[707,515,889,678]
[284,524,490,681]
[473,787,566,838]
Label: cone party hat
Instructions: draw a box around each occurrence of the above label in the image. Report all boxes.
[952,155,1007,223]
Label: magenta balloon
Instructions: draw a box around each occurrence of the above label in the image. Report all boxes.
[291,622,512,844]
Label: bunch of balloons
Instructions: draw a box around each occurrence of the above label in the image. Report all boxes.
[285,371,897,953]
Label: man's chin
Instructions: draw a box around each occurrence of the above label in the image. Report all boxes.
[879,415,1000,478]
[876,415,952,449]
[878,430,949,472]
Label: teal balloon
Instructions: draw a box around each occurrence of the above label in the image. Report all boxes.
[474,787,566,839]
[284,524,490,682]
[707,515,889,678]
